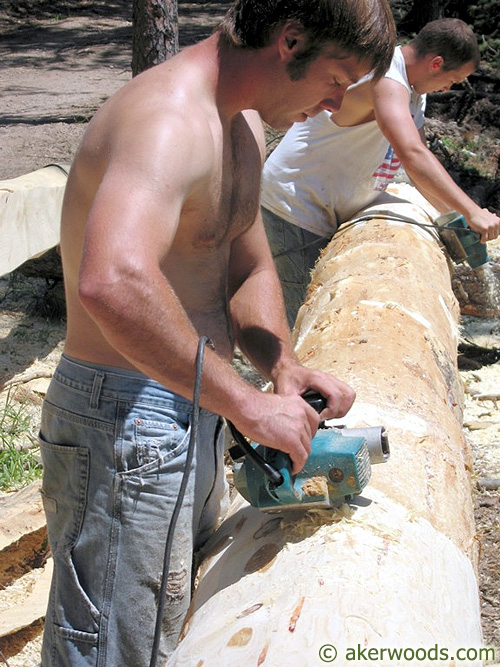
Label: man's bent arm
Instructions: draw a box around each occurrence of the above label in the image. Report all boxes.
[228,211,355,420]
[373,78,500,242]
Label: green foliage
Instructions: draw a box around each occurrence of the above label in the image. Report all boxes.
[439,135,492,178]
[468,2,500,39]
[0,388,42,491]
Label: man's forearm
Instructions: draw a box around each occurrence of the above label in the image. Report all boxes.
[230,264,298,382]
[402,144,482,218]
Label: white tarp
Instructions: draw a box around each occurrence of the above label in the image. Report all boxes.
[0,164,69,276]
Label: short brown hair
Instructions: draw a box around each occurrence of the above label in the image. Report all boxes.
[412,18,480,71]
[218,0,396,81]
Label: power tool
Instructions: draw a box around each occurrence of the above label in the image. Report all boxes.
[228,392,390,511]
[434,211,489,269]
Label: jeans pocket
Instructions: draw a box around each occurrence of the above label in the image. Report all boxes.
[39,435,89,552]
[44,622,98,667]
[40,436,101,656]
[119,411,191,478]
[48,548,100,634]
[135,418,189,467]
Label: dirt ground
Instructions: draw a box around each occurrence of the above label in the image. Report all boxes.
[0,1,499,664]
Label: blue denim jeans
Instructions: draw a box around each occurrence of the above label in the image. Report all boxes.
[262,207,331,328]
[39,354,228,666]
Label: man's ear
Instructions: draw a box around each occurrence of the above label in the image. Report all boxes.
[277,22,308,62]
[430,55,444,72]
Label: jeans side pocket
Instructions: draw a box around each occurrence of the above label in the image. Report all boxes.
[39,435,89,552]
[39,435,100,662]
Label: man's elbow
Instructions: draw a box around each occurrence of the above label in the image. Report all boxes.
[399,142,434,172]
[78,268,125,320]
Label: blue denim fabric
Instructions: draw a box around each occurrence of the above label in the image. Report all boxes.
[39,354,228,666]
[262,207,331,328]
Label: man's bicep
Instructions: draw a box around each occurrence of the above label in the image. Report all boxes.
[228,212,275,293]
[84,163,185,270]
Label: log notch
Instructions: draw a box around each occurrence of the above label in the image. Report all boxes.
[169,183,483,665]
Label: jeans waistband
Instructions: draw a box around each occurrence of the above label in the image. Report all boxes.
[54,354,203,413]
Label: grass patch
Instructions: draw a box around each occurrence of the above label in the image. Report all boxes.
[0,388,42,491]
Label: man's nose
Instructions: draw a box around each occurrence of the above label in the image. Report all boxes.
[318,90,347,114]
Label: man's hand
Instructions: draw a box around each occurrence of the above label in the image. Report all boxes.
[272,362,356,422]
[235,392,322,475]
[231,362,356,474]
[467,208,500,244]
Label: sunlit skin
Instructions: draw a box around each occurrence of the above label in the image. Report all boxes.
[62,26,359,475]
[411,57,476,94]
[255,38,372,131]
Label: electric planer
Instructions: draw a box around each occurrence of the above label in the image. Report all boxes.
[228,392,390,511]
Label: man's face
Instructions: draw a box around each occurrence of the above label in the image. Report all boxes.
[415,58,476,94]
[262,45,372,131]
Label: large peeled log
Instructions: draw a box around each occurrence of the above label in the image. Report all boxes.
[168,184,483,666]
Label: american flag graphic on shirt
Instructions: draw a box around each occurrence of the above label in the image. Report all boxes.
[372,145,402,191]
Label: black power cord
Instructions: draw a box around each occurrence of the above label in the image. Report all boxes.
[227,420,284,486]
[272,208,439,259]
[149,335,211,667]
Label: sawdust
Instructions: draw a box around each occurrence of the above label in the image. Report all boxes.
[301,475,329,498]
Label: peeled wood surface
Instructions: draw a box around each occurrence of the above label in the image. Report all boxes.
[0,164,68,276]
[168,185,482,666]
[0,480,45,554]
[0,481,50,638]
[0,559,52,637]
[293,184,474,554]
[170,493,481,666]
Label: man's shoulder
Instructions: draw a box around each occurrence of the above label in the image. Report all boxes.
[382,46,409,89]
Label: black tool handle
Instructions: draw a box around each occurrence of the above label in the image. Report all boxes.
[227,421,284,486]
[227,391,327,487]
[302,390,327,413]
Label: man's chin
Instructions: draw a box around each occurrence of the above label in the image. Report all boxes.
[265,119,294,132]
[273,114,308,131]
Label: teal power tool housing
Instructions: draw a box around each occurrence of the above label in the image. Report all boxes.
[435,211,489,269]
[229,393,390,511]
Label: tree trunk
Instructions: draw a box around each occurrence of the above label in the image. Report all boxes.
[132,0,178,77]
[168,184,483,665]
[397,0,447,33]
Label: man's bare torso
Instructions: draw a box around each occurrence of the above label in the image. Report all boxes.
[62,40,263,369]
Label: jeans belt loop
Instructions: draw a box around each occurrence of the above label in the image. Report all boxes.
[90,370,105,411]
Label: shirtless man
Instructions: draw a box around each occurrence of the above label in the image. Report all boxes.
[39,1,395,664]
[262,18,500,326]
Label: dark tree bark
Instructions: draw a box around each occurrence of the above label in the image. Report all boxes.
[132,0,178,77]
[396,0,473,34]
[397,0,448,34]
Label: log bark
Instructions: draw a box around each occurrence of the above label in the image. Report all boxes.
[168,184,483,665]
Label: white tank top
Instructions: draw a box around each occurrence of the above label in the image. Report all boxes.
[261,47,426,236]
